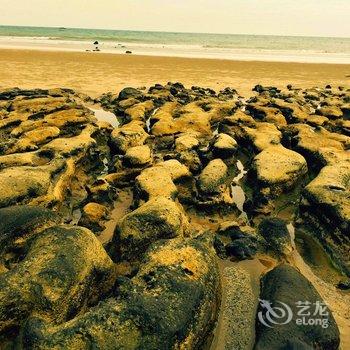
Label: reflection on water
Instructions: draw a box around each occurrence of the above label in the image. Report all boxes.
[90,108,119,128]
[146,107,159,133]
[231,160,248,221]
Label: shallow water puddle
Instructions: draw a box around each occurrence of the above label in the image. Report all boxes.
[90,107,120,128]
[98,189,133,244]
[146,107,159,132]
[231,160,248,221]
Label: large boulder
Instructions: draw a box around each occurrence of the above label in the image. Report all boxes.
[135,166,178,200]
[258,218,293,256]
[0,224,114,334]
[255,264,340,350]
[253,145,308,196]
[212,133,238,158]
[124,145,152,167]
[22,237,221,350]
[111,197,188,260]
[198,159,228,195]
[302,161,350,235]
[111,121,149,153]
[0,205,61,252]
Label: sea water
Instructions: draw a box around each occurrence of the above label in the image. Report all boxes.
[0,25,349,63]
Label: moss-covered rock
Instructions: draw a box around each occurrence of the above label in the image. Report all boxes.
[111,196,188,261]
[212,133,237,158]
[154,159,191,181]
[111,121,149,153]
[0,225,114,335]
[124,145,152,167]
[0,205,61,253]
[253,144,308,196]
[255,264,340,350]
[198,159,228,195]
[302,161,350,235]
[22,237,220,350]
[175,133,199,151]
[135,166,178,200]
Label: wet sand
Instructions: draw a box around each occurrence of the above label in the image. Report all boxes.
[0,48,349,97]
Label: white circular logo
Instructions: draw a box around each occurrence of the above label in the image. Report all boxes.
[258,299,293,328]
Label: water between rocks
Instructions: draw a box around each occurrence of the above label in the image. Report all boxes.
[89,107,120,128]
[231,160,248,222]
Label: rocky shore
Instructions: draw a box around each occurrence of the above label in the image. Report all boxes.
[0,83,349,349]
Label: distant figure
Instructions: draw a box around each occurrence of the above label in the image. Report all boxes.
[93,41,100,52]
[126,51,132,54]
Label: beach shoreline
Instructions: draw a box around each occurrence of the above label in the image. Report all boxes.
[0,48,349,97]
[1,36,350,64]
[1,25,350,64]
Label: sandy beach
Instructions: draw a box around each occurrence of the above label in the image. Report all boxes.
[0,48,349,97]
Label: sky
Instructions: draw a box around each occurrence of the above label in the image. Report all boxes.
[0,0,349,37]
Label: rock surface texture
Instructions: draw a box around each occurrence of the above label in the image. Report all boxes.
[0,84,349,349]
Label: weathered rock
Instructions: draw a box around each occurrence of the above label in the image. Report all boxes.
[0,224,114,334]
[0,150,54,169]
[22,237,220,350]
[112,197,188,260]
[118,87,143,100]
[0,205,61,252]
[124,145,152,167]
[0,161,65,208]
[111,121,149,153]
[317,106,343,120]
[235,122,282,153]
[217,221,259,260]
[286,124,349,168]
[175,133,199,151]
[8,126,60,153]
[135,166,178,200]
[79,202,109,232]
[212,265,257,350]
[258,218,293,256]
[177,149,203,174]
[212,133,238,158]
[154,159,191,181]
[246,104,287,126]
[125,100,154,121]
[302,161,350,236]
[253,145,308,196]
[198,159,228,195]
[151,102,212,136]
[41,125,97,156]
[255,264,340,350]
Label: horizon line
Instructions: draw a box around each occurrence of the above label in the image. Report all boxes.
[1,24,350,40]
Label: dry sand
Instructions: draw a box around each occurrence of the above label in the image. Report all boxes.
[0,48,349,97]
